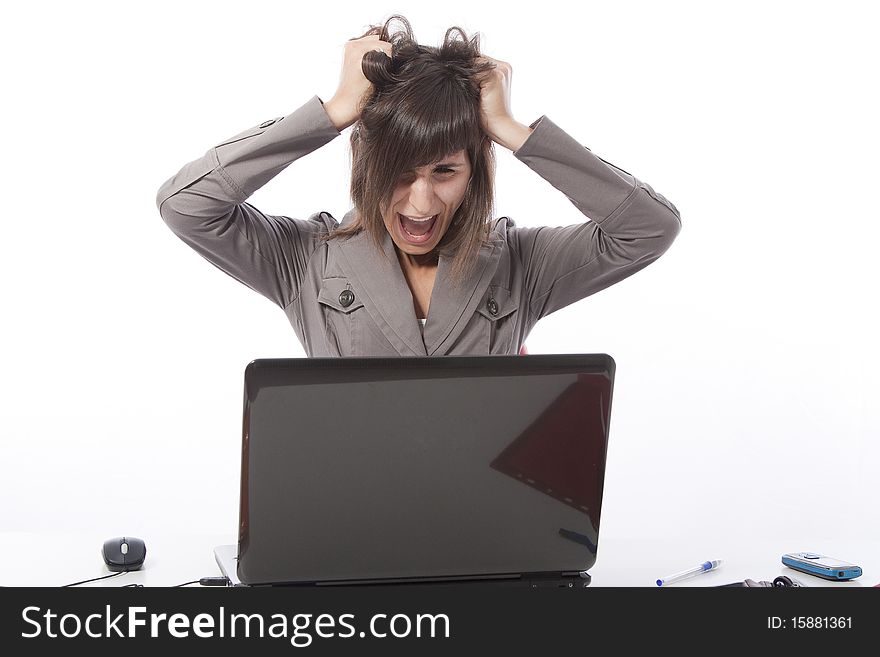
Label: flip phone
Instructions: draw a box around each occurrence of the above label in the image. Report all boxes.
[781,552,862,581]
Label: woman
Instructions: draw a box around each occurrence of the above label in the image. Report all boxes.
[156,16,681,357]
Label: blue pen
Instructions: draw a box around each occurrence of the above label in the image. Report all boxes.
[656,560,722,587]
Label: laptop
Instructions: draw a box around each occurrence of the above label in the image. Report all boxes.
[214,354,615,587]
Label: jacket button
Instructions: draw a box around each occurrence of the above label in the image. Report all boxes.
[259,119,276,128]
[487,297,499,316]
[339,289,355,308]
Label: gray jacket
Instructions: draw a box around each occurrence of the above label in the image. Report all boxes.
[156,95,680,356]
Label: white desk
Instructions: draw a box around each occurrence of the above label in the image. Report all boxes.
[1,533,875,588]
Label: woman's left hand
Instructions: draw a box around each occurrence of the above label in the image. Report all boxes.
[476,55,533,152]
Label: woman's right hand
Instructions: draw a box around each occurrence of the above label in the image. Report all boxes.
[323,35,392,131]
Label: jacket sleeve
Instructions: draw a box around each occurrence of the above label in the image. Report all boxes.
[510,115,681,321]
[155,95,341,309]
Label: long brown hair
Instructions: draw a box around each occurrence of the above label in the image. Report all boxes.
[325,15,496,285]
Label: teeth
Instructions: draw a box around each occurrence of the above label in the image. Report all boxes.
[402,214,436,222]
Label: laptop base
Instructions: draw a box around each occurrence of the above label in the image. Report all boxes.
[214,545,591,588]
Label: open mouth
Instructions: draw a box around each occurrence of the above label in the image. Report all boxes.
[397,213,438,244]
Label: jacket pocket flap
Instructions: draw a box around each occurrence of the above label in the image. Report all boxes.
[317,278,364,314]
[476,287,518,321]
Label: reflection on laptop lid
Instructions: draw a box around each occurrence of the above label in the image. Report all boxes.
[215,354,615,587]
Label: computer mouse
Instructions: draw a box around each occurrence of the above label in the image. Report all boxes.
[101,536,147,572]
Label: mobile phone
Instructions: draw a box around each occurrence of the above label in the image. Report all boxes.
[781,552,862,581]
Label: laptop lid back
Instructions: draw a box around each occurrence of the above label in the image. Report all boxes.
[237,354,615,586]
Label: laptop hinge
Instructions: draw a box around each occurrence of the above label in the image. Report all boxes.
[524,571,591,588]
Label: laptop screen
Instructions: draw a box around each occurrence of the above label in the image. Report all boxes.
[238,355,614,586]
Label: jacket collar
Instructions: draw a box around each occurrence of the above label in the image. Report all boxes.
[334,209,502,356]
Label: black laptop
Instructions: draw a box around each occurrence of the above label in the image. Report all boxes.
[214,354,615,587]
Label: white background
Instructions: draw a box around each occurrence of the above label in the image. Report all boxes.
[2,0,877,561]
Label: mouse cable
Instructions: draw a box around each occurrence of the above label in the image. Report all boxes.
[173,576,231,587]
[62,571,128,587]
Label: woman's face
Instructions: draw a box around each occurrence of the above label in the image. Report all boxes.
[382,150,472,258]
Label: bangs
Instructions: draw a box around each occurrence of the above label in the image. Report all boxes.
[367,76,482,179]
